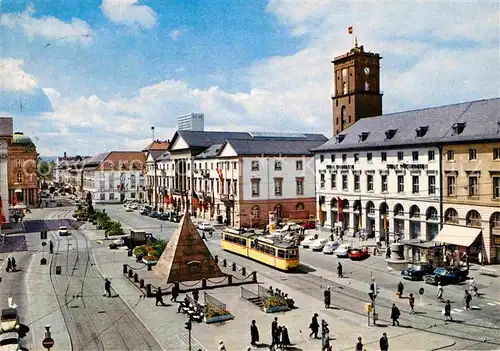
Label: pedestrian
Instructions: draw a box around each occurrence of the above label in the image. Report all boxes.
[324,287,331,309]
[6,258,12,272]
[171,284,179,302]
[355,337,363,351]
[408,293,415,313]
[270,317,278,348]
[49,240,54,254]
[397,281,404,298]
[386,246,391,259]
[469,278,478,297]
[155,287,166,306]
[281,325,290,348]
[390,304,400,326]
[103,278,112,297]
[444,300,452,321]
[309,313,319,339]
[218,340,227,351]
[337,262,343,278]
[250,319,259,346]
[379,332,389,351]
[464,290,472,310]
[193,289,199,302]
[201,231,207,240]
[437,283,444,302]
[11,257,16,271]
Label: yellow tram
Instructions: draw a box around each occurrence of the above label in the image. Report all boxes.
[221,228,300,271]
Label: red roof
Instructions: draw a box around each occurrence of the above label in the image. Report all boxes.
[97,151,146,171]
[142,140,169,152]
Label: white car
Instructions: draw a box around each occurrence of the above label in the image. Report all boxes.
[129,203,138,209]
[125,206,133,212]
[301,234,318,248]
[310,238,328,251]
[113,237,126,246]
[58,226,69,236]
[322,241,340,254]
[334,244,352,258]
[198,222,214,232]
[0,332,21,351]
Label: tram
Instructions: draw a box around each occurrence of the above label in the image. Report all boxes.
[221,228,300,271]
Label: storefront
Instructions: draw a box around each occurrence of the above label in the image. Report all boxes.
[433,224,483,260]
[401,239,444,265]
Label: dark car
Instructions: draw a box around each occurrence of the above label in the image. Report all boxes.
[158,212,169,221]
[402,263,434,281]
[170,213,183,222]
[425,266,469,285]
[148,211,159,218]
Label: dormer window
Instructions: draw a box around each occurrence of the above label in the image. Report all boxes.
[358,132,370,142]
[415,126,429,138]
[336,134,346,143]
[452,122,466,135]
[385,129,397,140]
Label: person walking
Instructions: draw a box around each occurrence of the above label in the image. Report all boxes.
[49,240,54,254]
[11,257,16,271]
[281,325,290,349]
[218,340,227,351]
[397,281,404,298]
[355,337,363,351]
[309,313,319,339]
[103,278,112,297]
[193,289,200,303]
[270,317,279,349]
[379,333,389,351]
[324,287,331,309]
[337,262,343,278]
[250,319,259,346]
[444,300,453,321]
[464,290,472,310]
[408,293,415,313]
[6,258,12,272]
[437,283,444,302]
[469,278,478,297]
[155,287,166,306]
[390,304,400,326]
[170,284,179,302]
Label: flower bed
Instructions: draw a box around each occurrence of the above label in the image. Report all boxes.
[262,295,289,313]
[204,302,232,324]
[133,240,167,262]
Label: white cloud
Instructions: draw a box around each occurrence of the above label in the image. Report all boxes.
[0,58,39,93]
[0,6,92,43]
[169,29,187,41]
[101,0,157,29]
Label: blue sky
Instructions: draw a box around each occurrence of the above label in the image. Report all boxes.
[1,0,499,155]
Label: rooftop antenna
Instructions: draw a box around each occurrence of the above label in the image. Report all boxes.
[151,126,155,142]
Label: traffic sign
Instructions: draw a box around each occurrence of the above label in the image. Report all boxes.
[419,287,424,295]
[42,241,47,247]
[42,337,54,349]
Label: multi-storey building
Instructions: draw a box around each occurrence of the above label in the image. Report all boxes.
[177,113,204,131]
[142,140,169,208]
[8,132,38,206]
[0,118,12,223]
[54,153,90,192]
[165,131,326,228]
[82,151,146,203]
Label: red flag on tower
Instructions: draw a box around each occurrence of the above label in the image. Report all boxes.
[348,26,353,34]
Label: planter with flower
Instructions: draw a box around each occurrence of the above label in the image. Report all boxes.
[262,294,290,313]
[133,240,167,265]
[203,302,233,324]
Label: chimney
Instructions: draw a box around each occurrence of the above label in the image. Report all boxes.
[64,152,67,158]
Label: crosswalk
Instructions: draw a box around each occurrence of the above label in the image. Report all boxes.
[450,301,500,314]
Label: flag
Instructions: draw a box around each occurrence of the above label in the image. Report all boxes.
[13,193,18,206]
[337,197,344,222]
[348,26,353,34]
[202,192,208,210]
[165,194,170,205]
[383,214,388,233]
[0,195,6,224]
[216,168,224,194]
[318,208,324,224]
[192,190,200,209]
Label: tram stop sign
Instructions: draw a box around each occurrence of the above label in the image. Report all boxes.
[42,337,54,349]
[419,287,424,295]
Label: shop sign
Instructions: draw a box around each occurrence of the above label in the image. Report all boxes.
[494,236,500,246]
[326,165,355,170]
[387,163,428,170]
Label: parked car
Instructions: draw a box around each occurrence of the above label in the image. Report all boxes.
[148,211,159,218]
[274,222,302,235]
[58,226,69,236]
[283,232,305,243]
[125,206,133,212]
[310,238,328,251]
[334,244,352,258]
[129,203,138,210]
[113,237,126,246]
[198,222,214,232]
[402,263,434,281]
[348,247,370,260]
[425,266,469,285]
[170,213,182,222]
[301,234,319,248]
[158,212,169,221]
[301,221,316,230]
[322,241,340,254]
[0,332,21,351]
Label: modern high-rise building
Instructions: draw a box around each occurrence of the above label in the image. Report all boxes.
[177,113,204,131]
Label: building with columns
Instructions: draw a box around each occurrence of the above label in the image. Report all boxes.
[0,118,12,224]
[142,140,170,208]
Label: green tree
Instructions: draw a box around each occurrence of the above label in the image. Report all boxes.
[37,160,54,179]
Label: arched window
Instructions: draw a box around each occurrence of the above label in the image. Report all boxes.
[353,200,361,212]
[394,204,404,217]
[330,198,337,208]
[466,210,481,227]
[341,106,347,131]
[296,203,305,210]
[409,205,420,218]
[491,212,500,229]
[366,201,375,214]
[426,207,438,220]
[444,208,459,224]
[365,81,370,91]
[251,206,260,219]
[379,203,388,215]
[342,199,350,210]
[130,174,136,188]
[275,204,283,218]
[343,82,347,95]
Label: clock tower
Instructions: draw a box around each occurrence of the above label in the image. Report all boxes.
[332,41,383,135]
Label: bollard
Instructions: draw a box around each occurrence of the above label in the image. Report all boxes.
[55,266,61,275]
[123,264,128,274]
[128,269,133,278]
[252,271,257,282]
[214,255,218,263]
[148,264,152,271]
[223,259,227,267]
[134,273,139,283]
[127,250,133,257]
[40,258,47,266]
[140,279,145,289]
[146,284,152,297]
[232,262,236,272]
[202,278,207,289]
[228,275,233,285]
[241,267,246,276]
[174,281,180,292]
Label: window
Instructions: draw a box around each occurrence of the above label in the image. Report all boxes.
[354,154,359,163]
[100,193,105,200]
[251,206,260,219]
[251,179,260,197]
[100,180,105,190]
[130,192,136,199]
[330,174,336,189]
[296,160,303,170]
[342,154,347,163]
[274,178,283,196]
[397,175,404,193]
[447,150,454,161]
[15,159,22,168]
[331,154,336,162]
[274,160,282,171]
[342,174,348,190]
[381,175,388,192]
[296,178,304,195]
[428,175,436,195]
[428,150,435,161]
[109,193,115,200]
[412,151,419,161]
[320,155,324,163]
[469,148,477,161]
[251,161,259,171]
[130,174,136,189]
[367,153,372,162]
[16,172,22,183]
[320,174,325,189]
[494,148,500,160]
[412,176,419,194]
[447,176,456,196]
[397,152,404,161]
[354,174,360,191]
[365,81,369,91]
[468,176,478,197]
[367,174,373,192]
[343,82,347,94]
[381,152,387,162]
[494,177,500,199]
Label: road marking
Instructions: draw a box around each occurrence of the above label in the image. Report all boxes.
[452,308,463,313]
[487,302,496,306]
[471,305,480,309]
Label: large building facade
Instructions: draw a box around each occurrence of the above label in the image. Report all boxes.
[177,113,204,131]
[142,140,170,208]
[0,118,12,223]
[8,132,38,206]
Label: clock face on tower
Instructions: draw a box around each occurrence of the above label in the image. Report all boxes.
[364,67,370,75]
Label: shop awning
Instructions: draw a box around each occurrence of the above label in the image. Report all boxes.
[433,224,481,247]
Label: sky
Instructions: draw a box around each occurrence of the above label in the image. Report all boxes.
[1,0,499,156]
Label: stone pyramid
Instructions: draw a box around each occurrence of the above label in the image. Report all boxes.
[154,212,225,283]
